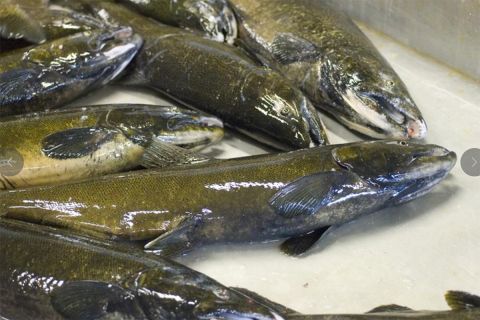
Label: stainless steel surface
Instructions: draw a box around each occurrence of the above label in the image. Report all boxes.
[311,0,480,81]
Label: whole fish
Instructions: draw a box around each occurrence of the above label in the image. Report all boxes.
[0,219,286,320]
[0,141,456,256]
[117,0,238,44]
[0,28,142,117]
[288,291,480,319]
[83,2,328,150]
[0,104,222,189]
[229,0,427,139]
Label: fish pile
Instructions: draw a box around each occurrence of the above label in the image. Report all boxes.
[0,0,465,319]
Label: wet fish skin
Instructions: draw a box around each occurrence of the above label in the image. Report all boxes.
[288,290,480,319]
[229,0,427,139]
[0,141,456,256]
[0,28,142,117]
[0,104,223,189]
[87,2,328,150]
[0,219,285,320]
[0,0,46,44]
[118,0,238,44]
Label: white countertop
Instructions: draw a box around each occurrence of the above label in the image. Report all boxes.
[71,24,480,314]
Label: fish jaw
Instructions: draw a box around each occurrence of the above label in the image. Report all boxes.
[183,0,238,44]
[336,88,427,140]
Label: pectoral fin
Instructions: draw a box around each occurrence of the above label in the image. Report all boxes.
[367,304,413,313]
[280,226,332,256]
[0,5,46,43]
[141,139,210,169]
[41,127,116,159]
[445,291,480,311]
[269,171,372,218]
[271,33,320,65]
[50,281,147,320]
[144,216,198,256]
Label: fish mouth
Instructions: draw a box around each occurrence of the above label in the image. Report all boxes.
[299,97,329,147]
[186,0,238,44]
[391,148,456,204]
[338,89,427,139]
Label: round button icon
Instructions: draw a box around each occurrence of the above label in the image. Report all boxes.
[461,148,480,177]
[0,148,23,177]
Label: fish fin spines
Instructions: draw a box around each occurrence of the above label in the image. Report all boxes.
[141,139,210,169]
[271,33,320,65]
[280,226,331,256]
[41,127,116,159]
[269,171,370,218]
[445,291,480,311]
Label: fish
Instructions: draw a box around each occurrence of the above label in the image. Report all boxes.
[0,27,142,117]
[0,140,456,256]
[117,0,238,44]
[229,0,427,139]
[81,2,328,150]
[0,218,287,320]
[0,104,222,189]
[287,291,480,319]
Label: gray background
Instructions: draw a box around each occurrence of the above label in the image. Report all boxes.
[307,0,480,81]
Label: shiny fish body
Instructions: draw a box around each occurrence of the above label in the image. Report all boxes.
[118,0,238,44]
[0,141,456,256]
[0,28,142,117]
[88,2,328,150]
[0,219,284,320]
[0,0,105,52]
[0,104,223,189]
[229,0,427,139]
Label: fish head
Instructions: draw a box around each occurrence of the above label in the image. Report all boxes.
[99,106,224,149]
[332,140,456,205]
[182,0,238,44]
[26,27,143,86]
[251,73,329,150]
[324,56,427,139]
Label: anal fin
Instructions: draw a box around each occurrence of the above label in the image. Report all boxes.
[280,226,331,256]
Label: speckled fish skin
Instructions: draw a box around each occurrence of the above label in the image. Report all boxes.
[0,104,223,189]
[118,0,238,44]
[87,2,328,150]
[0,219,285,320]
[0,0,46,44]
[229,0,427,140]
[0,141,456,255]
[0,28,142,117]
[289,311,480,320]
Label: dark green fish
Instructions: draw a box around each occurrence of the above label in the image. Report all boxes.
[288,291,480,319]
[0,28,142,117]
[0,219,286,320]
[0,104,222,189]
[229,0,427,139]
[0,141,456,256]
[84,2,328,150]
[118,0,238,44]
[0,0,46,44]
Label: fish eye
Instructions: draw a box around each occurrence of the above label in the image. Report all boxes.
[399,141,408,146]
[280,107,291,116]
